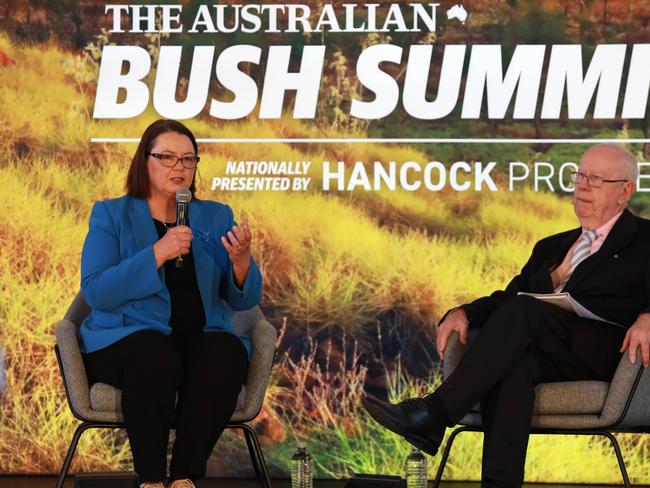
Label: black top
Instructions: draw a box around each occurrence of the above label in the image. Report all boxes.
[153,219,206,343]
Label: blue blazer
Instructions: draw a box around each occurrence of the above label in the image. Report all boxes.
[79,195,262,356]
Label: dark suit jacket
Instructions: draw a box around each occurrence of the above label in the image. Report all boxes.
[460,208,650,330]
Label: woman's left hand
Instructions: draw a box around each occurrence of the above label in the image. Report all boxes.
[221,218,252,266]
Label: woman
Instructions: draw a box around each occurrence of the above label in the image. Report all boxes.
[80,119,262,488]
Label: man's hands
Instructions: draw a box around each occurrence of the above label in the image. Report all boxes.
[436,308,469,361]
[620,312,650,368]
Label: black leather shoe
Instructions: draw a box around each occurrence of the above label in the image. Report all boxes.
[362,395,445,456]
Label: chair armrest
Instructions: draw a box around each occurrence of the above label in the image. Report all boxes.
[234,317,277,422]
[442,328,650,429]
[442,330,474,380]
[63,291,91,327]
[601,349,648,429]
[55,319,92,420]
[0,344,6,394]
[231,305,266,336]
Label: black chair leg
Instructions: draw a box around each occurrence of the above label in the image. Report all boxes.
[239,423,272,488]
[242,426,262,479]
[432,426,475,488]
[56,422,92,488]
[56,422,124,488]
[431,426,632,488]
[600,431,632,488]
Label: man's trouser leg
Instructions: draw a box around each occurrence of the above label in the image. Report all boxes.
[431,295,622,487]
[479,352,538,488]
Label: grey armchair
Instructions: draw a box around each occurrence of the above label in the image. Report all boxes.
[55,292,277,488]
[432,330,650,488]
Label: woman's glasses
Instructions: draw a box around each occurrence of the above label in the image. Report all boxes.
[147,152,200,169]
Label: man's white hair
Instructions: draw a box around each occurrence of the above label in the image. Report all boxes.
[587,143,638,181]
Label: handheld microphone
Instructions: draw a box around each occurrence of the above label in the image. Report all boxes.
[175,188,192,269]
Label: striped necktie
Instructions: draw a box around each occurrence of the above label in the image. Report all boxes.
[559,229,599,290]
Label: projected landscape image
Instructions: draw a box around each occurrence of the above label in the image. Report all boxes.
[0,0,649,482]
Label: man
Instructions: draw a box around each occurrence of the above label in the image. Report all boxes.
[363,144,650,488]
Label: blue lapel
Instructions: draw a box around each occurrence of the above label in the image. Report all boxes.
[189,201,215,315]
[129,196,169,302]
[129,197,159,250]
[127,197,215,311]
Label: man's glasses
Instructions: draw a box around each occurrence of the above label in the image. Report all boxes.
[147,152,200,169]
[570,171,628,188]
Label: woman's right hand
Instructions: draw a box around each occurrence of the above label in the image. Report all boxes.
[152,225,193,268]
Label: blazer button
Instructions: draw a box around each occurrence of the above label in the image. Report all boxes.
[614,254,619,259]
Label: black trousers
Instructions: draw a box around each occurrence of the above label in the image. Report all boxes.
[432,295,626,488]
[83,329,249,483]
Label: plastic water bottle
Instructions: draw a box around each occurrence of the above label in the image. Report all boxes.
[291,442,313,488]
[405,448,427,488]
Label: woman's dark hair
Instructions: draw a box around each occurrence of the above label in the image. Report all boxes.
[126,119,199,197]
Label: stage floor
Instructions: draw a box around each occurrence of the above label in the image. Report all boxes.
[0,478,644,488]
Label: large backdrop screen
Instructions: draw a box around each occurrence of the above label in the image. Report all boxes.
[0,0,649,482]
